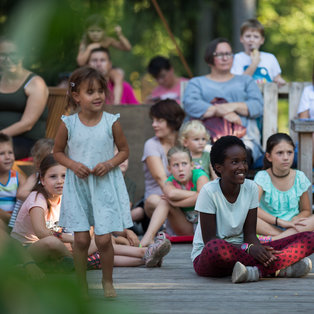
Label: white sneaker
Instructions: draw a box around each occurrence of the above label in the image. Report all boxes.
[232,261,259,283]
[277,257,312,278]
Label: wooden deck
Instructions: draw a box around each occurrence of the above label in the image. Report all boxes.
[87,243,314,313]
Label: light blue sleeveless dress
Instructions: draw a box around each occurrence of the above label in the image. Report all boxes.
[254,170,311,221]
[59,112,133,235]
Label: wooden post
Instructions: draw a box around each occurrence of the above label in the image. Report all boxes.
[289,82,306,143]
[262,83,278,150]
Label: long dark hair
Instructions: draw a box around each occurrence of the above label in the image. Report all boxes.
[32,154,59,213]
[263,133,295,169]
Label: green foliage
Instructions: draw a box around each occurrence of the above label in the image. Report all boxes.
[0,0,312,85]
[258,0,314,81]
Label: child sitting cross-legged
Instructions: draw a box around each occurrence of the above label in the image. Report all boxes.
[192,135,314,283]
[140,146,209,253]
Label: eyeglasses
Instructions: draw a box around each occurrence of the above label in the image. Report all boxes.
[213,52,233,59]
[0,52,21,64]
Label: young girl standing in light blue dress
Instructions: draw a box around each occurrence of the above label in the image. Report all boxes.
[54,66,132,298]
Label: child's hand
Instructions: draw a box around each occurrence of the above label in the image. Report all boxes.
[277,218,297,230]
[249,244,278,267]
[92,161,113,176]
[250,48,260,66]
[71,161,91,179]
[115,25,122,36]
[125,229,140,247]
[273,75,286,87]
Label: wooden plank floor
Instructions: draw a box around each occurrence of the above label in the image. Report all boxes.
[87,243,314,313]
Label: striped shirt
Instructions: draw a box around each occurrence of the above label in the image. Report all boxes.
[0,170,19,213]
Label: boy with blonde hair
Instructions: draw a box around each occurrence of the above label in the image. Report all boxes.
[231,18,286,86]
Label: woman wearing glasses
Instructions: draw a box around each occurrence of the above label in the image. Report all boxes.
[0,37,48,159]
[183,38,263,167]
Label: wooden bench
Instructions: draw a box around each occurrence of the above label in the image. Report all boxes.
[46,87,68,139]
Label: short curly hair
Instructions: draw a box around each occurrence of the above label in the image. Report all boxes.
[149,99,185,131]
[210,136,246,177]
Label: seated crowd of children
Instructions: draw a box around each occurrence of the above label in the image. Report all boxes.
[0,15,313,299]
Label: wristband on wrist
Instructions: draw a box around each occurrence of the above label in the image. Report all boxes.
[275,217,279,226]
[247,243,254,254]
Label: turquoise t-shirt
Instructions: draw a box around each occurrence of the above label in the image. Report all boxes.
[254,170,311,221]
[166,168,209,212]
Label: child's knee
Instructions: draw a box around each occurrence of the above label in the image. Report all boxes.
[95,233,112,248]
[75,235,91,250]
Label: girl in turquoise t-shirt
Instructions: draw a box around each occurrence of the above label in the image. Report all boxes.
[140,146,209,248]
[254,133,314,241]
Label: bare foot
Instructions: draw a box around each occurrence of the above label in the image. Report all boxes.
[102,280,117,298]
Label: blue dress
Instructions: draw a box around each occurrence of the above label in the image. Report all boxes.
[254,170,311,221]
[59,112,133,235]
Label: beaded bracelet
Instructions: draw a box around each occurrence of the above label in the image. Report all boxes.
[240,243,249,251]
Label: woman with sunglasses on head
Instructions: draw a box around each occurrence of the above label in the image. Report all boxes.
[183,38,263,168]
[0,37,48,160]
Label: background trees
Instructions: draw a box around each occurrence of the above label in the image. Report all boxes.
[0,0,312,86]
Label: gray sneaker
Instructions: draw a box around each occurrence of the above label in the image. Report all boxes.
[232,261,259,283]
[277,257,312,278]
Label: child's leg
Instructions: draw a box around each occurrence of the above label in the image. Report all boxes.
[113,244,146,258]
[144,194,161,218]
[140,199,171,247]
[28,236,71,263]
[73,231,91,293]
[167,207,194,236]
[95,233,116,298]
[193,239,257,277]
[114,256,145,267]
[131,206,145,222]
[194,233,314,278]
[256,217,282,236]
[259,231,314,277]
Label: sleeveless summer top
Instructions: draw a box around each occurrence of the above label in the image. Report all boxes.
[0,73,48,140]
